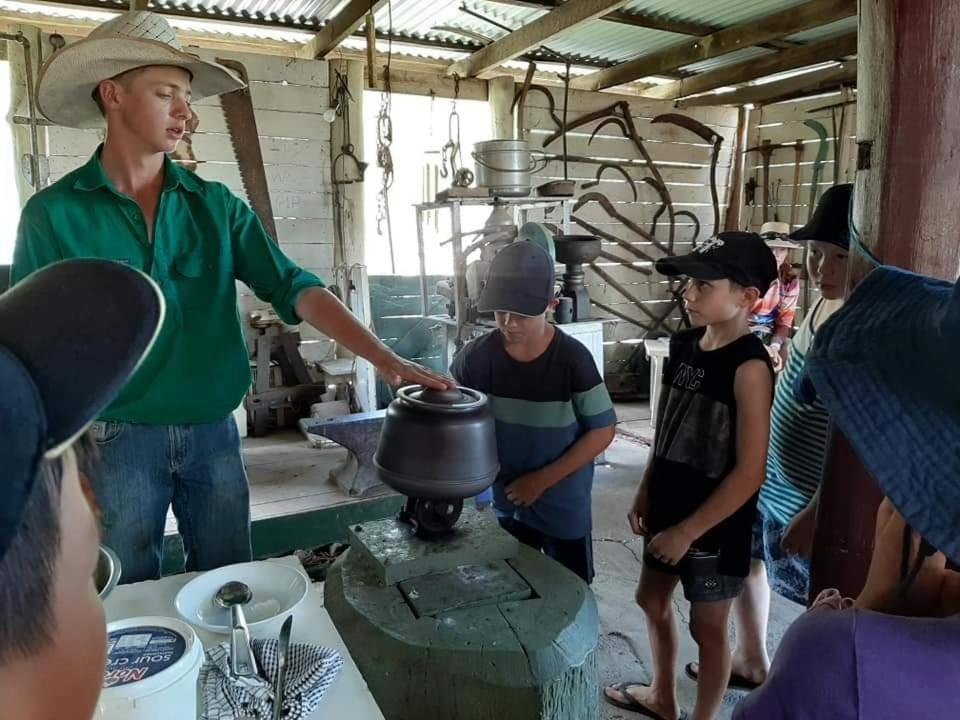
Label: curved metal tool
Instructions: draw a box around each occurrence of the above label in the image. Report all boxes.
[588,117,631,146]
[582,163,638,201]
[574,191,666,251]
[512,83,562,132]
[652,113,723,236]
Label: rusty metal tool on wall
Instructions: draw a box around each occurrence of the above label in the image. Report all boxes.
[217,57,278,243]
[743,140,793,224]
[651,113,723,237]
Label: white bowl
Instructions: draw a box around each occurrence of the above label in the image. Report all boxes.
[174,561,309,637]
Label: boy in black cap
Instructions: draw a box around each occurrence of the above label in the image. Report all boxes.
[0,259,162,720]
[451,241,617,584]
[605,232,776,720]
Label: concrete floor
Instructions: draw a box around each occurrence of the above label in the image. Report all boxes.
[592,411,803,719]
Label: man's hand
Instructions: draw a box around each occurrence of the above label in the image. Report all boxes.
[505,472,551,507]
[781,502,817,557]
[628,483,650,536]
[374,351,456,390]
[647,525,695,566]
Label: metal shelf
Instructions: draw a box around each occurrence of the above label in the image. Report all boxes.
[414,194,574,362]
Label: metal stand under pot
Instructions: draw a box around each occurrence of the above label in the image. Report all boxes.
[324,384,601,720]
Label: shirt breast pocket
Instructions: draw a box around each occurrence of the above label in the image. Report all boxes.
[171,253,215,311]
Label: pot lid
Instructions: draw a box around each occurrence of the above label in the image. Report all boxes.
[396,385,487,413]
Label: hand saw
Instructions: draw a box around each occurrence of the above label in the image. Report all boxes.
[216,57,279,243]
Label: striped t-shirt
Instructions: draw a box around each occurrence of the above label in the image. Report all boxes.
[758,299,833,525]
[451,328,617,539]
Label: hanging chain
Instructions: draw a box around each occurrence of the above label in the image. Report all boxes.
[375,18,397,273]
[439,74,473,188]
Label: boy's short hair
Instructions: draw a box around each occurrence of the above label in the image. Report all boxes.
[0,458,63,665]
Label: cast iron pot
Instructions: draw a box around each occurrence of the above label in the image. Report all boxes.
[374,385,499,500]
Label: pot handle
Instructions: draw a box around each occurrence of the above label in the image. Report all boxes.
[471,150,540,173]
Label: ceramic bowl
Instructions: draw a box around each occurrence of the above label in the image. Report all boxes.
[174,561,309,637]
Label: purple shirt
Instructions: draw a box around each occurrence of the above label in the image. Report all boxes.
[734,609,960,719]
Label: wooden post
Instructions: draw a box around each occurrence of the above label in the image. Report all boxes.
[724,105,750,231]
[809,0,960,601]
[488,75,515,140]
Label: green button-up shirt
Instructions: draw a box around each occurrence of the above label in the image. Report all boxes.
[12,149,324,425]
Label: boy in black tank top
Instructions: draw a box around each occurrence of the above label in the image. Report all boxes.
[605,233,776,720]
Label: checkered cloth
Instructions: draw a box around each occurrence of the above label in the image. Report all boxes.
[200,638,343,720]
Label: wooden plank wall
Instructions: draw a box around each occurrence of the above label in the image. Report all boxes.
[740,92,858,234]
[518,86,740,375]
[38,40,336,354]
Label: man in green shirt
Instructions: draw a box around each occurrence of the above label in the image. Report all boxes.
[14,12,450,583]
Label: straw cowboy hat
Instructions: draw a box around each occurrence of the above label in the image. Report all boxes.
[36,11,244,129]
[804,264,960,564]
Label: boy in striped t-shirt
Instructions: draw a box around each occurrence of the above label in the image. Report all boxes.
[451,241,617,584]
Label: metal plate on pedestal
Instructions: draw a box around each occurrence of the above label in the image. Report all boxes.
[399,560,533,618]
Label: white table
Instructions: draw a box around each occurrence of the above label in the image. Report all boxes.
[104,557,384,720]
[643,338,670,430]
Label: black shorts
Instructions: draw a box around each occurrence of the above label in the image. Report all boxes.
[498,517,594,584]
[644,548,745,603]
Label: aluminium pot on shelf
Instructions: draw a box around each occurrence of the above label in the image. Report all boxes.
[374,385,499,501]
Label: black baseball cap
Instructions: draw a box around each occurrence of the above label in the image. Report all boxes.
[0,260,164,563]
[478,241,556,316]
[656,231,778,292]
[790,183,853,249]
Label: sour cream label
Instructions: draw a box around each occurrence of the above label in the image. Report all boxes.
[104,626,187,688]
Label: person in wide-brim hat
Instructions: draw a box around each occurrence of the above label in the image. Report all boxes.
[36,11,243,129]
[734,263,960,720]
[14,11,454,586]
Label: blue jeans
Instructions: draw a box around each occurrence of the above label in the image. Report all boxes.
[89,416,252,583]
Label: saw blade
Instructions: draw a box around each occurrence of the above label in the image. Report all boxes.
[216,57,279,243]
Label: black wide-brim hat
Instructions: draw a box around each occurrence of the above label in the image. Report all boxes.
[0,259,164,562]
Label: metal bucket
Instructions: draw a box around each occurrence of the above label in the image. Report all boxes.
[472,140,536,197]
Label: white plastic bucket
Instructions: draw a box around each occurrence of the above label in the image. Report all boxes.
[97,616,203,720]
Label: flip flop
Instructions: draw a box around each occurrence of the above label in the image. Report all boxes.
[684,662,762,691]
[603,682,677,720]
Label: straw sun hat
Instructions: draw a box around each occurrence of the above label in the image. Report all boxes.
[36,11,244,129]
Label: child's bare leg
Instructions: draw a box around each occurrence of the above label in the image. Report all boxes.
[604,565,681,719]
[730,560,770,682]
[689,598,735,720]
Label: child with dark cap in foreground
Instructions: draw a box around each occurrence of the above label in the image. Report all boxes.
[0,259,163,720]
[605,232,776,720]
[451,241,617,584]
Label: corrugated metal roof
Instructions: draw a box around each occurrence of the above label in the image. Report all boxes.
[679,46,773,75]
[2,0,857,77]
[786,15,858,42]
[622,0,812,28]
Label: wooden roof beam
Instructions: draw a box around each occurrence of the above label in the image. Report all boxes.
[678,60,857,107]
[446,0,629,78]
[640,31,857,101]
[298,0,387,60]
[571,0,855,91]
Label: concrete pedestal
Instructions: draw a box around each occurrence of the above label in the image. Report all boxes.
[325,509,600,720]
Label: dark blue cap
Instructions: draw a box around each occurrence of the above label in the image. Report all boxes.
[0,260,164,563]
[478,241,556,316]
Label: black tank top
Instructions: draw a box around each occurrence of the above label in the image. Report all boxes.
[649,327,774,577]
